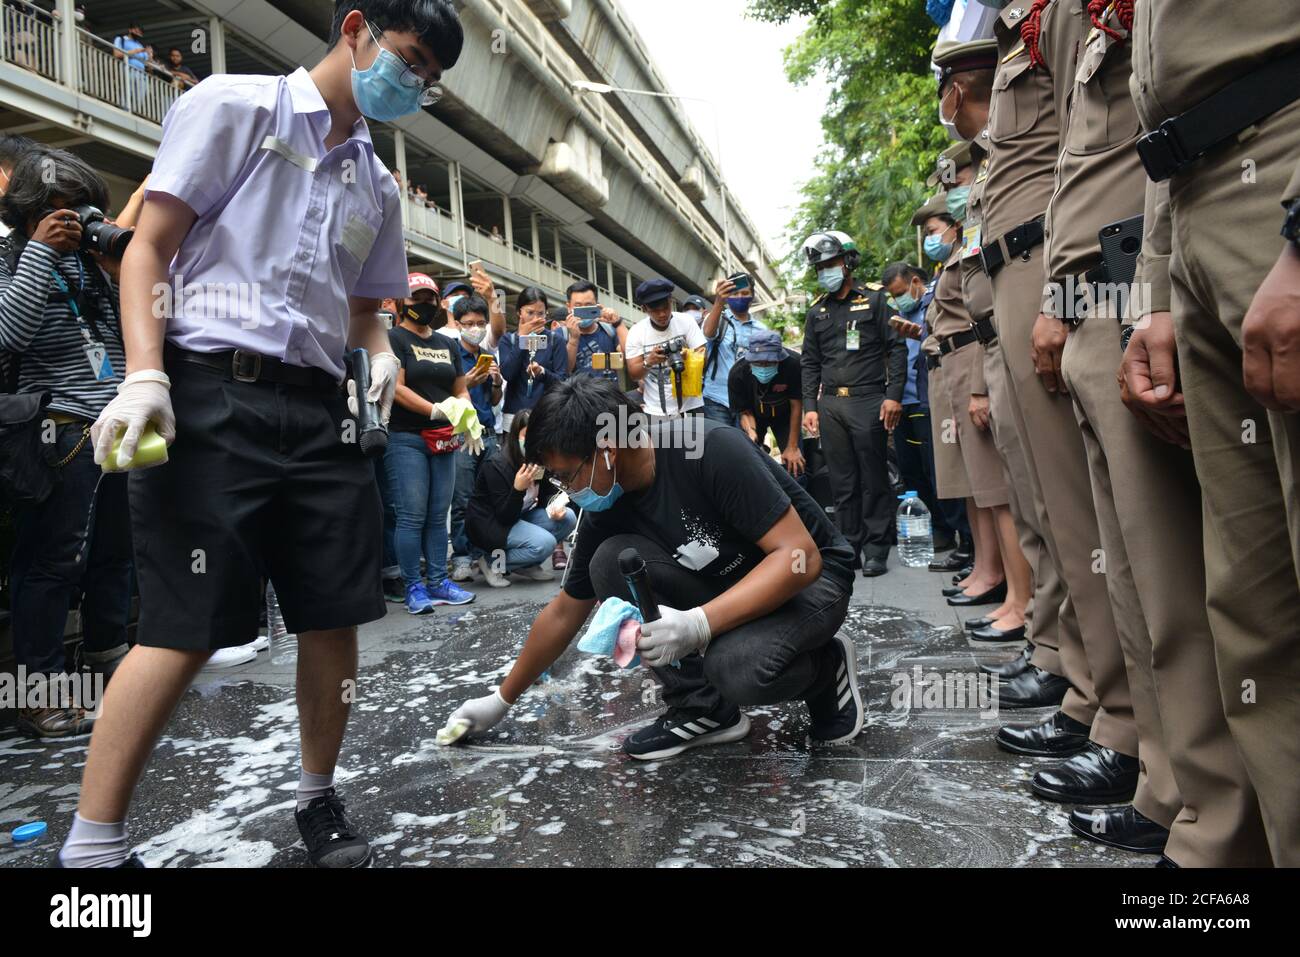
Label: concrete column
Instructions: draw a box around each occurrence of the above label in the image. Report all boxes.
[450,160,468,271]
[553,227,562,271]
[606,259,615,297]
[501,194,514,271]
[393,128,409,226]
[208,17,227,75]
[626,272,634,303]
[57,0,77,91]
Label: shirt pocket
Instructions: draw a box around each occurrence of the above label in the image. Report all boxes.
[334,190,383,293]
[1066,35,1141,155]
[989,53,1041,142]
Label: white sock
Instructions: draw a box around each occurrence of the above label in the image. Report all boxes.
[59,812,128,868]
[296,768,334,811]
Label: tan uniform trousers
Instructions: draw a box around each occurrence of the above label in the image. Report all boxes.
[983,338,1065,674]
[990,243,1133,752]
[1168,100,1300,865]
[1062,305,1269,866]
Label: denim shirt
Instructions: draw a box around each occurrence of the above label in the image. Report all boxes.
[703,310,764,406]
[457,339,497,432]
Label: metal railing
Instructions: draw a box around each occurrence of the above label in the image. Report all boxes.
[1,0,60,81]
[78,30,182,125]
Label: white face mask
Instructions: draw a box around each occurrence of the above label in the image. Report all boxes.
[939,85,963,140]
[461,326,487,346]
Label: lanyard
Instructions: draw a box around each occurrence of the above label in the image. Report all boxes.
[49,259,99,345]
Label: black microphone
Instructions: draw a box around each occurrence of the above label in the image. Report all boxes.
[618,548,661,623]
[350,348,389,458]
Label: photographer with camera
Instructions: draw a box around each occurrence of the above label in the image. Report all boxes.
[0,148,134,739]
[624,278,706,420]
[496,286,568,431]
[701,274,766,425]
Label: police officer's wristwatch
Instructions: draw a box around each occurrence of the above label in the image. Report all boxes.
[1284,197,1300,249]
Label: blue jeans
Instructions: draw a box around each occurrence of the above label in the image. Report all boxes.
[450,432,499,562]
[384,431,458,588]
[702,397,736,426]
[506,507,577,571]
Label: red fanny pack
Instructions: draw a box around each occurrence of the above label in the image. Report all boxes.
[420,425,462,455]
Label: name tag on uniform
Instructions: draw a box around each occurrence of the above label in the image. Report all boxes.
[340,214,378,263]
[962,223,983,259]
[846,325,860,351]
[849,303,872,312]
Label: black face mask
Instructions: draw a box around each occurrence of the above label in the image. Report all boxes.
[402,302,441,327]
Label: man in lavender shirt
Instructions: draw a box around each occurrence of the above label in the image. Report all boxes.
[61,1,465,869]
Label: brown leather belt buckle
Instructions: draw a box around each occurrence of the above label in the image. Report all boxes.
[835,387,850,397]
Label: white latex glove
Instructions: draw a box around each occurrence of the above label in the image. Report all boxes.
[449,690,512,735]
[637,606,712,667]
[91,370,176,466]
[464,431,485,455]
[346,351,401,425]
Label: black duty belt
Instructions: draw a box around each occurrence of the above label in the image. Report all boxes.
[1054,264,1112,327]
[938,327,978,356]
[980,217,1045,278]
[824,385,884,399]
[1137,48,1300,183]
[926,354,941,371]
[165,344,340,393]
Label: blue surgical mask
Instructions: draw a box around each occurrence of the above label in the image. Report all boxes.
[726,297,751,315]
[924,233,954,262]
[569,451,624,512]
[946,186,971,221]
[891,293,918,315]
[751,364,778,384]
[578,316,598,330]
[350,24,425,122]
[816,266,845,293]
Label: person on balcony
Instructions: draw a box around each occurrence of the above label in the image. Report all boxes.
[112,23,148,114]
[165,48,199,90]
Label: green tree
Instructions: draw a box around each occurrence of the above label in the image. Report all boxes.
[750,0,949,300]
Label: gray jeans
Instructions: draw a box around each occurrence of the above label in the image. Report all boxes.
[589,534,851,716]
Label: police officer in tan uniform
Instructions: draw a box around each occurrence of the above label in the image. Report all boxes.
[971,2,1147,805]
[1028,1,1268,865]
[1127,0,1300,866]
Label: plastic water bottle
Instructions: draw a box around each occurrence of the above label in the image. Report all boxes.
[897,491,934,568]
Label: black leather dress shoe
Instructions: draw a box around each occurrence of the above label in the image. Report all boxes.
[999,666,1070,708]
[942,585,964,597]
[965,616,994,631]
[955,564,974,580]
[996,709,1090,756]
[1030,742,1139,803]
[861,557,888,577]
[1069,805,1169,854]
[969,623,1027,643]
[980,645,1034,678]
[1155,855,1179,868]
[947,582,1007,607]
[929,549,972,572]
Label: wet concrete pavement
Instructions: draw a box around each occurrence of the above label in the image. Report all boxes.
[0,563,1143,867]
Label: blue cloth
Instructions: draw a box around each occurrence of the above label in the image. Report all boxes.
[505,507,576,571]
[576,597,643,668]
[703,311,764,406]
[384,431,459,588]
[914,280,938,407]
[456,340,497,432]
[114,36,147,71]
[497,329,569,414]
[926,0,958,27]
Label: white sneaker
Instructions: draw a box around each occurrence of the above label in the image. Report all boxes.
[513,563,555,582]
[476,556,511,588]
[203,643,258,670]
[250,634,271,653]
[450,559,474,583]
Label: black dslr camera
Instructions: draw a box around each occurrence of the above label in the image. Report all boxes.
[660,335,687,376]
[55,205,134,258]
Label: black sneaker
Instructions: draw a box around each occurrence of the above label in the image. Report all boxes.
[807,632,864,744]
[382,576,404,603]
[622,705,751,761]
[294,790,372,868]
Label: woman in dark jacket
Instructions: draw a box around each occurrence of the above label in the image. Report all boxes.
[465,411,576,588]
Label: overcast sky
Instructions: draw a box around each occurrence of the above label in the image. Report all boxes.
[620,0,830,260]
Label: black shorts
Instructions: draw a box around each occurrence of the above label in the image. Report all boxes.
[129,360,386,651]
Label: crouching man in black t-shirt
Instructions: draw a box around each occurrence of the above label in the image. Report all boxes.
[446,377,862,759]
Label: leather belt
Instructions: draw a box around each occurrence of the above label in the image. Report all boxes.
[826,385,883,399]
[938,327,980,356]
[926,354,941,371]
[1136,48,1300,182]
[1054,265,1112,327]
[981,217,1045,278]
[47,411,89,426]
[164,345,340,393]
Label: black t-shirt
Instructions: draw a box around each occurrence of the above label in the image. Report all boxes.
[727,354,803,449]
[388,326,464,433]
[563,418,854,601]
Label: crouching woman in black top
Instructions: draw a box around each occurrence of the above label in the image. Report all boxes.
[464,410,577,588]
